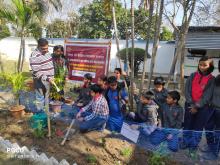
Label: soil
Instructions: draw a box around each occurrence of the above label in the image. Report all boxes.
[0,109,183,165]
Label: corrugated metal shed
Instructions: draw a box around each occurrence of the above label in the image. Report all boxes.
[185,33,220,49]
[177,26,220,49]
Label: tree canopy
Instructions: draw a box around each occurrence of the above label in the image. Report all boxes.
[78,0,127,39]
[160,26,173,41]
[46,12,79,38]
[0,20,10,39]
[78,0,158,40]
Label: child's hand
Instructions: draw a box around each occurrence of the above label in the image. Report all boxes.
[122,71,127,76]
[167,134,173,140]
[190,107,197,114]
[129,112,135,119]
[76,112,81,119]
[130,124,139,130]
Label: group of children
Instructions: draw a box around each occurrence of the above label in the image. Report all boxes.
[50,45,220,160]
[72,68,129,133]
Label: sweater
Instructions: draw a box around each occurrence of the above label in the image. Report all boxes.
[134,94,159,126]
[162,103,184,129]
[29,48,54,81]
[185,72,214,108]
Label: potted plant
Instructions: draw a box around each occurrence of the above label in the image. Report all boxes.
[50,92,63,113]
[3,72,26,118]
[50,76,64,113]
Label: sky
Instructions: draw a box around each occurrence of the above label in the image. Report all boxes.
[48,0,218,29]
[52,0,183,25]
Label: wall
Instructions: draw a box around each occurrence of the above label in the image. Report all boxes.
[0,37,176,73]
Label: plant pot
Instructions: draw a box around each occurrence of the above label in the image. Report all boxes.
[9,105,25,119]
[50,101,62,113]
[64,97,74,104]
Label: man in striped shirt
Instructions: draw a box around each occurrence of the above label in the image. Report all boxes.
[29,38,54,113]
[75,84,109,133]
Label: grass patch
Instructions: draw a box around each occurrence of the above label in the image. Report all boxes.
[86,154,97,164]
[120,147,132,158]
[149,152,168,165]
[100,137,106,147]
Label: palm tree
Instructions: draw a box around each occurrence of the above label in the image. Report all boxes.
[0,0,61,72]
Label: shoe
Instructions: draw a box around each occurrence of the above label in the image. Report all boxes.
[202,152,218,160]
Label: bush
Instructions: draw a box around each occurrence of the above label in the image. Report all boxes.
[0,72,26,105]
[117,48,150,77]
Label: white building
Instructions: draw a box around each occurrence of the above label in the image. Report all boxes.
[0,37,176,74]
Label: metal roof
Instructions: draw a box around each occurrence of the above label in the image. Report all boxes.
[177,26,220,49]
[185,32,220,49]
[188,26,220,32]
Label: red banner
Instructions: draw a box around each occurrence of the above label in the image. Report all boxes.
[65,41,111,83]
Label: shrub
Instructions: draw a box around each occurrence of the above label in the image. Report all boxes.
[117,48,151,77]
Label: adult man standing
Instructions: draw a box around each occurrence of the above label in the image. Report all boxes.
[29,38,54,113]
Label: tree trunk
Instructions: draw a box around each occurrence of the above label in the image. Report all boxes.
[17,34,24,73]
[20,38,26,72]
[180,42,185,94]
[130,0,135,111]
[147,0,164,90]
[139,0,154,95]
[0,54,4,73]
[166,35,182,87]
[124,0,130,74]
[166,0,196,90]
[112,1,122,69]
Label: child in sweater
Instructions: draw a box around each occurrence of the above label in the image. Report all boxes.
[150,91,183,152]
[129,91,158,124]
[130,91,159,135]
[151,77,168,127]
[181,56,215,150]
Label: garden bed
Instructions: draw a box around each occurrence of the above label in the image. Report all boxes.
[0,87,216,165]
[0,108,185,165]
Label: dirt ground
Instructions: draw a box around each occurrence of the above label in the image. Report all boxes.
[0,108,184,165]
